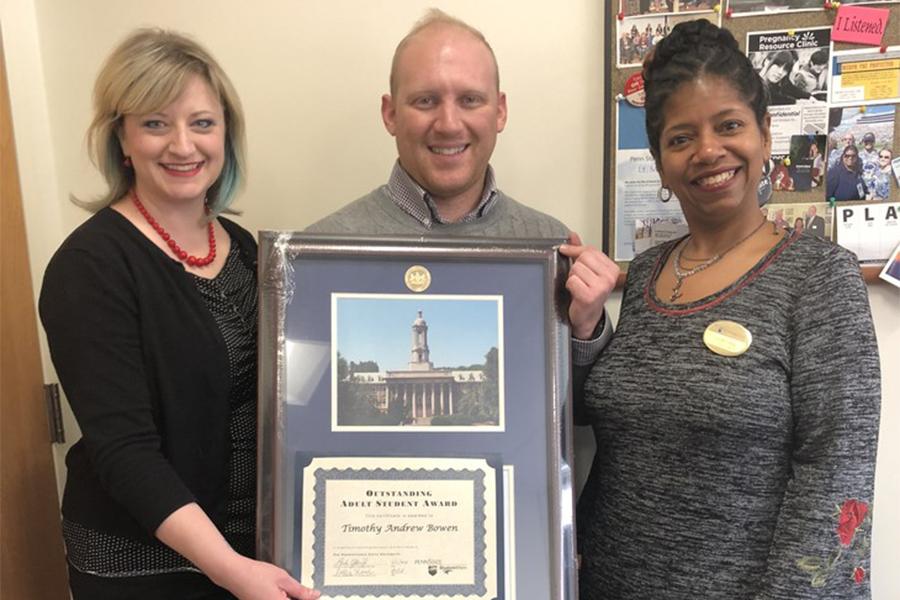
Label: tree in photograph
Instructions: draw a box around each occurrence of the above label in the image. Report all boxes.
[349,360,379,375]
[336,352,349,382]
[433,346,499,426]
[481,346,499,421]
[337,352,379,425]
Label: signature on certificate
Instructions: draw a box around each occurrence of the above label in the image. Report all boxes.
[391,557,408,576]
[333,556,376,578]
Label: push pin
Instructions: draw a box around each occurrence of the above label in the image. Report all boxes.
[617,11,624,20]
[880,45,888,54]
[829,196,837,207]
[783,158,791,167]
[725,7,733,17]
[788,29,795,37]
[713,3,721,13]
[824,1,832,8]
[859,105,867,113]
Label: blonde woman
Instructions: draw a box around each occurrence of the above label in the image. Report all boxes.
[40,29,318,600]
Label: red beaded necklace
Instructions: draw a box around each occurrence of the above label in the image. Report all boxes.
[131,191,216,267]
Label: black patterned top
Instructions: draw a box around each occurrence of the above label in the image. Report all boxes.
[63,240,258,575]
[190,241,258,559]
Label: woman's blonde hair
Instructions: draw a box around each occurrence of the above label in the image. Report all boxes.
[84,28,245,213]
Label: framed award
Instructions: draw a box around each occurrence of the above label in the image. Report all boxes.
[257,233,577,600]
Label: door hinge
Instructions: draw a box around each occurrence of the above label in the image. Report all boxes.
[43,383,65,444]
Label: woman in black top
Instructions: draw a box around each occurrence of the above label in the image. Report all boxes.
[826,144,867,201]
[39,28,319,600]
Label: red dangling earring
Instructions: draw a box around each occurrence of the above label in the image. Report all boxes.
[124,156,132,167]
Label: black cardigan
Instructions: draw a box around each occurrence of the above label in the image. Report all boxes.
[40,208,257,543]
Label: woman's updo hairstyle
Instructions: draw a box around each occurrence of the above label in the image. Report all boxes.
[642,20,768,159]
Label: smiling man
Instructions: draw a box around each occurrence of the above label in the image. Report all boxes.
[308,9,618,356]
[381,13,505,224]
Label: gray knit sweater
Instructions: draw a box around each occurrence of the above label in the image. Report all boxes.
[577,232,880,599]
[305,185,570,238]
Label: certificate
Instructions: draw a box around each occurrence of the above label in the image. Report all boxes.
[299,457,498,599]
[257,234,577,600]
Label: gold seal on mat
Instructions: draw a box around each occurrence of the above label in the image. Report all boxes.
[703,320,752,357]
[404,265,431,293]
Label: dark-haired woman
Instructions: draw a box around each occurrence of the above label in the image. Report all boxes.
[759,50,811,105]
[826,144,867,201]
[576,20,879,599]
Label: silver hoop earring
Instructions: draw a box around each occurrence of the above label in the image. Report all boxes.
[757,160,773,206]
[658,186,672,203]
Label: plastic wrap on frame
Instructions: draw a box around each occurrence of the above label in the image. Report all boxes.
[265,233,298,410]
[264,232,298,311]
[257,232,299,562]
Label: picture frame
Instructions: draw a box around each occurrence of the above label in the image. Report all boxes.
[257,233,577,600]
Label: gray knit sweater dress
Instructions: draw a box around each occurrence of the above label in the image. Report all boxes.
[577,231,880,599]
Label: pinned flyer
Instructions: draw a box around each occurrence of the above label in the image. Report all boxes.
[831,5,890,47]
[830,46,900,106]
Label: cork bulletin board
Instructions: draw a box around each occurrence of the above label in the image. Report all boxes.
[603,1,900,282]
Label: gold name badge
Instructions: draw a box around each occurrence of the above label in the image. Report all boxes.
[404,265,431,293]
[703,320,752,357]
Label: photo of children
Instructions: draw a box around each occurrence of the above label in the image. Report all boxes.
[616,13,716,66]
[827,105,896,201]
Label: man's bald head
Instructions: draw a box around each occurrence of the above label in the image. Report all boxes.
[389,8,500,95]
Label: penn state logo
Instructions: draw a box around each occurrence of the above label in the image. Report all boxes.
[404,265,432,293]
[428,564,438,576]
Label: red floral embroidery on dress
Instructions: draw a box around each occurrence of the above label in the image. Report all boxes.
[837,499,868,546]
[796,499,871,588]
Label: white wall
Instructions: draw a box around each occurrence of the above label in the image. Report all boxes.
[2,0,897,595]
